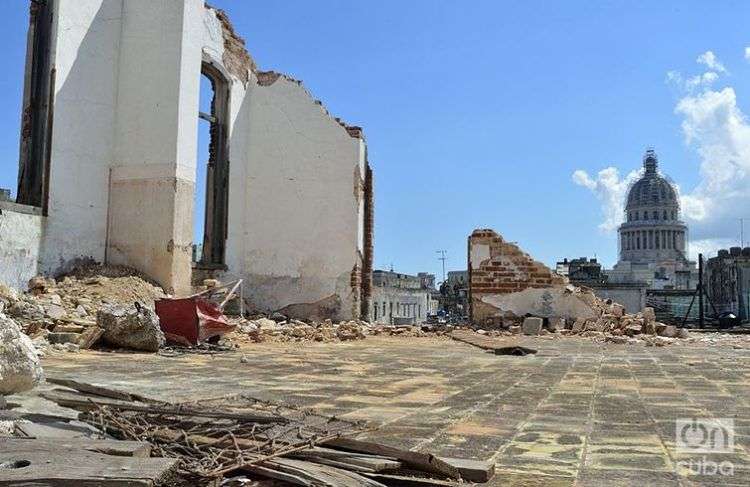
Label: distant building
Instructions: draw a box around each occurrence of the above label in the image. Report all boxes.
[0,189,10,202]
[372,270,435,324]
[555,257,606,285]
[707,247,750,322]
[440,270,469,316]
[606,149,697,290]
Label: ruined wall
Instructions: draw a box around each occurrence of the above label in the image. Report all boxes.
[0,202,42,290]
[468,229,597,323]
[238,76,367,321]
[588,285,646,314]
[35,0,202,294]
[21,2,370,312]
[196,6,369,321]
[40,0,123,274]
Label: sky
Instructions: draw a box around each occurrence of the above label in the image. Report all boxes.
[2,1,750,282]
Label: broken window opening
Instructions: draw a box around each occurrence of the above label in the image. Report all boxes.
[16,0,54,212]
[194,63,230,268]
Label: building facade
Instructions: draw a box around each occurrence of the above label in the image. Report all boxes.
[606,150,696,290]
[707,247,750,321]
[1,0,373,322]
[371,270,435,324]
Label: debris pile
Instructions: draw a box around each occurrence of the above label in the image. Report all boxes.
[473,290,692,346]
[0,265,165,354]
[239,318,369,343]
[38,380,492,486]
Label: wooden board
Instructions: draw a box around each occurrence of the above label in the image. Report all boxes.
[436,457,495,483]
[0,439,176,486]
[324,438,460,479]
[450,330,537,355]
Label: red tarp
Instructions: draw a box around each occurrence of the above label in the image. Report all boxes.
[155,297,235,346]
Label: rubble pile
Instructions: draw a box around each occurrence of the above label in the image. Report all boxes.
[473,285,693,346]
[0,312,43,395]
[0,265,165,354]
[235,316,454,344]
[239,318,369,343]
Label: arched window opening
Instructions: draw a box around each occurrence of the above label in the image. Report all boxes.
[194,63,230,267]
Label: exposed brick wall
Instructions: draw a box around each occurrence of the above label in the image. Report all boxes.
[360,164,374,320]
[468,229,565,321]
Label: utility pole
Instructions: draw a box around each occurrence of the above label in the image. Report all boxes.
[436,250,447,284]
[741,218,746,249]
[698,253,704,329]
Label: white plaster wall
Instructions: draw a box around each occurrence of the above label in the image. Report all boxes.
[40,0,123,274]
[0,204,42,290]
[480,287,599,321]
[591,287,646,314]
[106,0,203,293]
[236,77,364,318]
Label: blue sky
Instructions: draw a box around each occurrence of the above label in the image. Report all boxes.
[2,1,750,281]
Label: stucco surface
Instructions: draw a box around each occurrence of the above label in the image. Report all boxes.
[480,287,598,320]
[234,76,366,319]
[0,205,42,290]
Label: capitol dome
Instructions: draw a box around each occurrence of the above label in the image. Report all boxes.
[617,149,688,264]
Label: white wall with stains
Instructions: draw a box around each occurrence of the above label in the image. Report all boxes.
[0,203,42,291]
[4,2,371,317]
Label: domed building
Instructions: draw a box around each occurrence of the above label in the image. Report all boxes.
[607,150,697,289]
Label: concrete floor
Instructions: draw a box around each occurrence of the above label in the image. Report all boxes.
[23,335,750,486]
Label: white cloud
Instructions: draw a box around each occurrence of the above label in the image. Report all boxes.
[745,46,750,61]
[689,238,739,259]
[674,87,750,239]
[697,50,727,73]
[575,54,750,258]
[572,167,640,232]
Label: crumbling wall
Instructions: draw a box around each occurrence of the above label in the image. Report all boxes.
[235,75,368,321]
[468,229,596,323]
[39,0,124,275]
[0,202,42,290]
[194,5,370,321]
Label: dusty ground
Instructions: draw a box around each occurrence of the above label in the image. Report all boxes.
[13,335,750,486]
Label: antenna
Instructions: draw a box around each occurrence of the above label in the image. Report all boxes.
[436,250,447,284]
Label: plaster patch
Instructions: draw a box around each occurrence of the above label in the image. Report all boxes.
[470,243,491,267]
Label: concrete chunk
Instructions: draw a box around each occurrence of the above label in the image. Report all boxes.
[97,303,165,352]
[522,317,543,335]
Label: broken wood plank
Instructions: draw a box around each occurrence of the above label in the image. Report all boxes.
[362,473,464,486]
[450,330,537,355]
[77,325,105,349]
[436,457,495,483]
[46,377,147,402]
[1,437,152,457]
[14,419,104,440]
[323,437,460,479]
[42,389,287,424]
[0,438,175,486]
[293,446,402,472]
[262,457,389,487]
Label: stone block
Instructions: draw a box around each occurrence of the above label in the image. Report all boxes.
[658,325,678,338]
[522,317,543,335]
[47,332,81,345]
[97,303,165,352]
[642,307,656,324]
